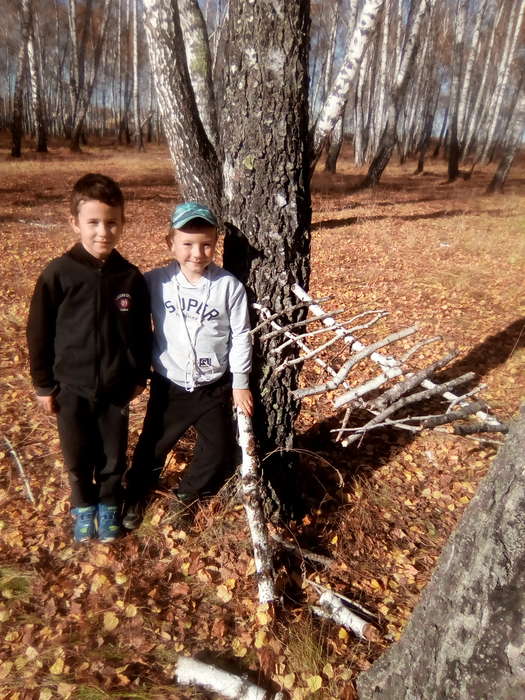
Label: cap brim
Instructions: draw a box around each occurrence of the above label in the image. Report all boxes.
[172,212,217,228]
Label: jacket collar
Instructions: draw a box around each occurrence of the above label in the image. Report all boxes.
[68,242,122,269]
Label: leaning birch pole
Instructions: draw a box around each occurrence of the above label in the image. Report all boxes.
[236,409,276,605]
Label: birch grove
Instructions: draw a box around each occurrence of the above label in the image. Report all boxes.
[2,0,522,188]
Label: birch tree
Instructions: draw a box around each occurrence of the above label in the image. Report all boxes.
[143,0,310,508]
[311,0,385,168]
[22,0,48,152]
[486,91,525,194]
[67,0,113,152]
[132,0,144,150]
[361,0,435,188]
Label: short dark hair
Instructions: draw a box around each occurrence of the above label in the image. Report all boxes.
[70,173,124,217]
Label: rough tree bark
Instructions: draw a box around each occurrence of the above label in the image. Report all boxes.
[143,0,311,513]
[357,407,525,699]
[220,0,311,508]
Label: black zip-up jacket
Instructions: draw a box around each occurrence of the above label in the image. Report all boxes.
[27,243,152,404]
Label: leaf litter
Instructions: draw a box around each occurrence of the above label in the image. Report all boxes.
[0,138,523,698]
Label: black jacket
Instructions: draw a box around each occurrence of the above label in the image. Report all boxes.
[27,243,152,403]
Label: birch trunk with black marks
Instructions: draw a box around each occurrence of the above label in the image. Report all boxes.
[22,0,47,152]
[10,11,28,157]
[142,0,311,515]
[480,0,524,162]
[132,0,144,150]
[486,92,525,194]
[221,0,311,511]
[67,0,112,152]
[178,0,218,150]
[142,0,221,211]
[311,0,385,169]
[357,409,525,699]
[447,0,468,182]
[361,0,434,188]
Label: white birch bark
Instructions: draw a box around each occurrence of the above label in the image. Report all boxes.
[480,0,525,160]
[142,0,221,210]
[456,0,488,141]
[462,1,503,156]
[486,91,525,193]
[22,0,47,152]
[178,0,219,150]
[132,0,143,150]
[175,657,284,699]
[312,0,385,160]
[236,409,276,605]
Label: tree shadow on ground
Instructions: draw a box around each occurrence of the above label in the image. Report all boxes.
[313,208,508,230]
[276,318,524,556]
[439,317,525,384]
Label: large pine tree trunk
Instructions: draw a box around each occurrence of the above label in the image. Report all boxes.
[357,408,525,699]
[220,0,311,513]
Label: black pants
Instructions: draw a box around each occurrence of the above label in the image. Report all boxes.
[125,372,234,505]
[55,386,129,508]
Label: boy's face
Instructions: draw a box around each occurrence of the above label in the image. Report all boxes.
[70,199,124,260]
[167,222,217,282]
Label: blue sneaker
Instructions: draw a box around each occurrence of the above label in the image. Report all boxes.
[72,506,97,542]
[97,504,122,542]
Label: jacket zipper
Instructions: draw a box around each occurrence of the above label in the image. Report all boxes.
[94,267,102,396]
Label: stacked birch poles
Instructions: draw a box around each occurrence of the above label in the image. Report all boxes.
[252,283,508,446]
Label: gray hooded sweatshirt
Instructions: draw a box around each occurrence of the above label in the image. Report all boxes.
[146,261,252,391]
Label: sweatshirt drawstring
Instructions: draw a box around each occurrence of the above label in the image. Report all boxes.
[174,271,212,392]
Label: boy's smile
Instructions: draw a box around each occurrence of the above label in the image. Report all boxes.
[168,224,217,283]
[71,199,124,260]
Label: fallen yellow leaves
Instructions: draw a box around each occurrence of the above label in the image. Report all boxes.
[103,611,119,631]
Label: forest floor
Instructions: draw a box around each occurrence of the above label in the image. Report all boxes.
[0,136,523,700]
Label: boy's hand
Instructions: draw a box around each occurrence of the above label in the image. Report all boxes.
[233,388,253,417]
[37,395,57,414]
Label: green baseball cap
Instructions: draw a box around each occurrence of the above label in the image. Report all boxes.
[170,201,218,229]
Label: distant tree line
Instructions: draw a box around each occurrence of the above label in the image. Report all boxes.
[1,0,523,190]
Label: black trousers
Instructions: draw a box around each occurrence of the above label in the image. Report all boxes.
[125,372,234,505]
[55,386,129,508]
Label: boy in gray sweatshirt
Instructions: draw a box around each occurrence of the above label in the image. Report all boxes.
[123,202,253,528]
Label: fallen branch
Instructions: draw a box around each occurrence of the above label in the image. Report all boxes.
[253,303,353,392]
[250,296,332,335]
[270,533,335,568]
[260,309,345,341]
[175,657,284,699]
[291,285,503,429]
[236,409,276,604]
[370,351,458,411]
[341,373,476,446]
[311,589,381,642]
[4,436,36,505]
[454,420,509,435]
[293,324,420,399]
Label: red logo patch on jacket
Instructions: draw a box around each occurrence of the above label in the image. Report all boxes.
[115,293,132,311]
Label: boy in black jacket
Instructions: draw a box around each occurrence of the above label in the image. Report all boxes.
[26,174,152,543]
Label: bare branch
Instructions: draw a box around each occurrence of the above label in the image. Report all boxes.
[370,350,458,411]
[293,324,420,399]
